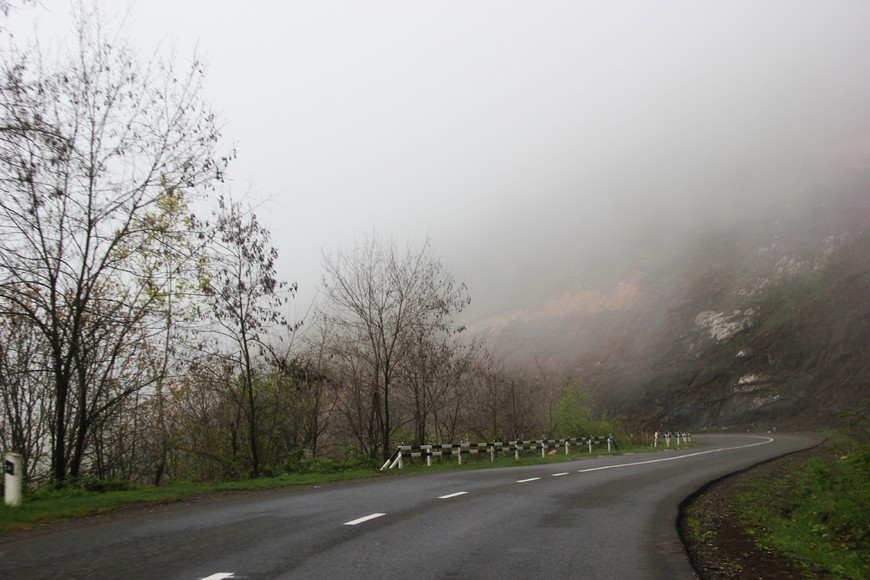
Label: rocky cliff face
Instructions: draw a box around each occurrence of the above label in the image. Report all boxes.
[637,240,870,430]
[478,186,870,430]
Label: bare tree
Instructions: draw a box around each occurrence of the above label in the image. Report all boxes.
[0,5,228,484]
[259,341,336,464]
[428,337,483,444]
[400,332,450,445]
[320,234,470,459]
[201,195,295,477]
[0,311,52,483]
[122,184,210,485]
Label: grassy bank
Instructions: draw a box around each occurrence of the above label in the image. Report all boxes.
[733,440,869,578]
[0,440,680,533]
[0,469,386,533]
[684,430,869,579]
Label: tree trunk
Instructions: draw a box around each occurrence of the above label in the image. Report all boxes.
[52,376,69,486]
[382,377,391,461]
[247,374,259,477]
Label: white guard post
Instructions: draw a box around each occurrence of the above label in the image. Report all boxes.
[4,452,22,507]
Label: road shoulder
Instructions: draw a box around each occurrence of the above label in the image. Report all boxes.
[679,442,826,579]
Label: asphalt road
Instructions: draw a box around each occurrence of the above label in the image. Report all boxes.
[0,433,820,579]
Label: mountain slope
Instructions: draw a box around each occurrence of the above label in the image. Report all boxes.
[477,185,870,430]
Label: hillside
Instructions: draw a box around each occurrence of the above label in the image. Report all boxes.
[475,184,870,430]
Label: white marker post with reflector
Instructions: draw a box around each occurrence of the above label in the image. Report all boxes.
[4,452,22,507]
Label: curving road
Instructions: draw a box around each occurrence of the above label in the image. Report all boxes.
[0,433,820,579]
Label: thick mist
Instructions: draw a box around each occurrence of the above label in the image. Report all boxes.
[426,3,870,320]
[7,2,870,323]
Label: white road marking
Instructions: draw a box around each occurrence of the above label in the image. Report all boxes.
[200,574,234,580]
[438,491,469,499]
[578,436,774,473]
[517,477,541,483]
[344,513,387,526]
[551,472,569,477]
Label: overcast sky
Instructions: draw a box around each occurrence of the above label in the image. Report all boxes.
[7,1,870,320]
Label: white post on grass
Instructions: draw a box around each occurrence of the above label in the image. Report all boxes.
[4,452,22,507]
[588,440,592,454]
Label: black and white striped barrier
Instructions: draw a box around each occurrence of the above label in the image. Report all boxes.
[381,435,616,470]
[653,432,691,447]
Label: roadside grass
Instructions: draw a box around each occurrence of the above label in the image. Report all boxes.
[0,440,691,533]
[0,469,385,533]
[733,440,870,578]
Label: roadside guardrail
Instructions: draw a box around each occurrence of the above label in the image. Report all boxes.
[381,435,616,470]
[653,432,691,447]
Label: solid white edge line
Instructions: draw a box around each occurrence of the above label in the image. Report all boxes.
[517,477,541,483]
[438,491,469,499]
[344,513,387,526]
[552,472,569,477]
[577,436,774,473]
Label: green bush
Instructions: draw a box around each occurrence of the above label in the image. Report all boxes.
[278,450,379,475]
[79,478,133,493]
[338,449,379,471]
[550,378,624,441]
[23,477,133,500]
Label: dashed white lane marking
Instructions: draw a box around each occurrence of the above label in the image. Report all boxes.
[344,513,387,526]
[552,472,569,477]
[578,436,774,473]
[438,491,469,499]
[517,477,541,483]
[201,574,234,580]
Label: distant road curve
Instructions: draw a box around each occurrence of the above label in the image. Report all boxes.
[0,433,821,579]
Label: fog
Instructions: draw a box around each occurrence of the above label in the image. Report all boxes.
[9,1,870,320]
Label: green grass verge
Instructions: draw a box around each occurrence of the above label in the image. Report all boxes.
[0,442,690,533]
[0,469,385,533]
[733,441,870,578]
